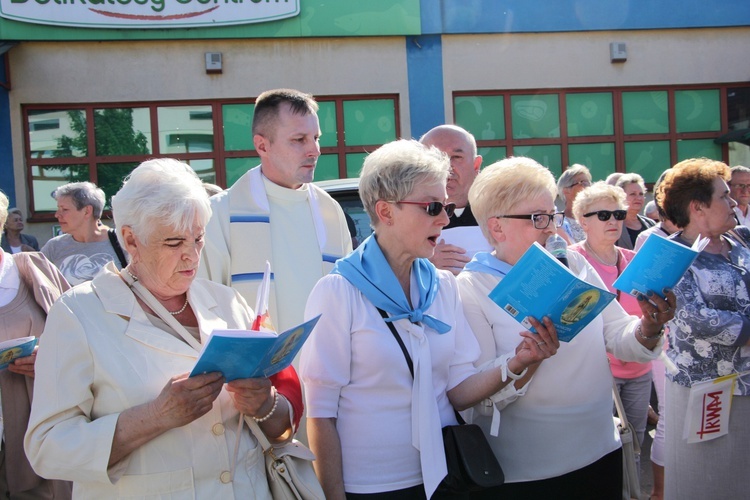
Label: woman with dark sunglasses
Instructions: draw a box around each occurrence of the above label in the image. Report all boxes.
[569,182,654,476]
[457,159,675,500]
[300,141,556,499]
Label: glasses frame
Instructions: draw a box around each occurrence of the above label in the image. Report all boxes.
[496,212,565,229]
[583,209,628,221]
[730,182,750,191]
[393,200,456,218]
[568,180,592,189]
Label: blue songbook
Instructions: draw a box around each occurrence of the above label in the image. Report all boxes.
[488,242,615,343]
[190,315,321,381]
[0,336,38,370]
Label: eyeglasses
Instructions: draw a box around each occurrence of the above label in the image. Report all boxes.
[583,209,627,221]
[730,183,750,191]
[568,180,592,189]
[496,212,565,229]
[395,200,456,217]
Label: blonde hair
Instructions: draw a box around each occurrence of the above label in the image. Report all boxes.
[469,157,557,243]
[0,192,8,229]
[572,182,627,222]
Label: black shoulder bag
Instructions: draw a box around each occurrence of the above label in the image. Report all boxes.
[376,308,505,494]
[107,228,128,268]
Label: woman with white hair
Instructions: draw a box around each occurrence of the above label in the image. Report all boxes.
[25,159,303,499]
[569,182,653,473]
[457,157,674,499]
[301,140,556,499]
[615,173,656,250]
[557,164,592,243]
[40,181,126,284]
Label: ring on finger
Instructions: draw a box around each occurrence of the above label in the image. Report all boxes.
[536,341,546,346]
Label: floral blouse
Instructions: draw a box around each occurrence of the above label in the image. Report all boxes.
[668,231,750,395]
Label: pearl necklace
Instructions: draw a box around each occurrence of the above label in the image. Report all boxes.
[584,240,619,267]
[125,267,189,315]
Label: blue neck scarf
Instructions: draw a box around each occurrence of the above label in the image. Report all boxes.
[332,235,450,334]
[464,251,514,277]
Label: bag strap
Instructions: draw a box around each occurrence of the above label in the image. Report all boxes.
[377,308,466,424]
[377,308,414,378]
[108,229,128,268]
[612,379,629,427]
[120,270,202,351]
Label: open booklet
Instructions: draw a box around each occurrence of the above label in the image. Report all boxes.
[189,315,321,381]
[614,233,708,298]
[487,242,616,342]
[0,336,38,370]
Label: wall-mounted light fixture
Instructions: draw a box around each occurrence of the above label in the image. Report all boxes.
[205,52,223,74]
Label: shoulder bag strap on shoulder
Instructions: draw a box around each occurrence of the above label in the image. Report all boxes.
[108,229,128,268]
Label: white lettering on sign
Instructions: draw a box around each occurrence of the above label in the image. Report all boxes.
[0,0,299,29]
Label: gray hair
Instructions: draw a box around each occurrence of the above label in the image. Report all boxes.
[53,182,106,219]
[359,139,449,227]
[111,158,211,245]
[731,165,750,176]
[557,164,592,203]
[572,182,627,222]
[0,192,8,229]
[470,157,557,243]
[615,173,646,193]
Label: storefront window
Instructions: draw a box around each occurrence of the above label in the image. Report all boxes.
[94,108,151,156]
[28,109,87,158]
[158,105,214,154]
[30,164,89,212]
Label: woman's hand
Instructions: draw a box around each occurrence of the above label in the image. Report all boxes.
[638,288,677,337]
[8,346,38,377]
[149,372,224,429]
[516,316,560,368]
[225,377,274,418]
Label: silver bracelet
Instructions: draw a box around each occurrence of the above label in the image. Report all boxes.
[254,387,279,423]
[636,323,665,341]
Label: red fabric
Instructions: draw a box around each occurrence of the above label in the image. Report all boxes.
[270,366,303,430]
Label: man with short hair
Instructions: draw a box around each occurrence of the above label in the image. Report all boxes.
[200,89,352,333]
[419,124,486,275]
[729,165,750,227]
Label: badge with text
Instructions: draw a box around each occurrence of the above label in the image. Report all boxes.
[682,374,737,444]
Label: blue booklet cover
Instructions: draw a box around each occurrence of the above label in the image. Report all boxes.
[488,242,616,343]
[0,336,38,370]
[190,315,321,381]
[614,233,706,298]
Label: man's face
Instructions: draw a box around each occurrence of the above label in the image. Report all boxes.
[255,103,321,189]
[421,129,481,208]
[729,171,750,207]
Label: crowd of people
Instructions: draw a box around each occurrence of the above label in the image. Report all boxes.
[0,87,746,500]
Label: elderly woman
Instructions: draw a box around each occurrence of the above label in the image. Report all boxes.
[1,208,39,253]
[557,164,592,243]
[568,182,652,468]
[25,159,302,499]
[300,140,556,500]
[0,193,71,500]
[615,173,656,249]
[40,182,127,285]
[456,157,675,499]
[656,158,750,500]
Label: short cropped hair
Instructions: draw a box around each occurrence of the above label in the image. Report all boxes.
[53,182,105,219]
[469,157,557,243]
[656,158,731,228]
[359,139,449,227]
[419,124,479,159]
[615,173,647,194]
[572,182,627,223]
[252,88,318,140]
[557,164,592,203]
[112,158,211,245]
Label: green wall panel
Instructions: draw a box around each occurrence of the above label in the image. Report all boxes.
[225,157,255,187]
[677,139,722,161]
[624,141,670,183]
[313,154,340,181]
[512,144,562,177]
[455,95,505,141]
[343,99,397,147]
[477,146,507,168]
[675,90,721,133]
[568,142,616,181]
[346,152,368,178]
[223,103,255,152]
[566,92,614,137]
[318,101,338,148]
[622,91,669,135]
[511,94,560,139]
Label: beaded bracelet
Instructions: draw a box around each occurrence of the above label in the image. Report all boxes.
[636,323,665,342]
[254,387,279,423]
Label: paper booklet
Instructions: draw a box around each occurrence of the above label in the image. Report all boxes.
[440,226,493,260]
[190,315,321,381]
[613,233,708,298]
[0,336,38,370]
[487,242,616,343]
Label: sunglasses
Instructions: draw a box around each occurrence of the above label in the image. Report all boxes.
[583,209,627,221]
[396,200,456,217]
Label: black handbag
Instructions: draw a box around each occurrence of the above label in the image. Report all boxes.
[377,308,505,494]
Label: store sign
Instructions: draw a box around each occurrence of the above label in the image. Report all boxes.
[0,0,299,29]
